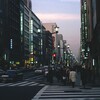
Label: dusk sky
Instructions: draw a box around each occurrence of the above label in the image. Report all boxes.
[31,0,81,58]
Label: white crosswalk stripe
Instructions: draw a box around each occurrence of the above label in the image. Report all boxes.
[29,83,39,86]
[32,86,100,100]
[19,81,36,86]
[9,81,28,86]
[0,83,14,86]
[0,81,45,87]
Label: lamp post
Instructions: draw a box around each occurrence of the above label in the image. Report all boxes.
[57,45,64,66]
[66,44,70,67]
[64,51,67,66]
[37,28,43,67]
[54,26,59,33]
[57,45,60,64]
[52,25,59,65]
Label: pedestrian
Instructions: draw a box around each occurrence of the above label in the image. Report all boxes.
[69,68,76,88]
[62,68,66,85]
[66,68,70,85]
[56,67,61,82]
[48,67,53,83]
[81,64,87,88]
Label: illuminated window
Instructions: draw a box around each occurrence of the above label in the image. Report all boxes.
[30,19,33,33]
[10,39,13,49]
[30,34,33,41]
[20,13,23,35]
[31,45,33,52]
[84,1,87,10]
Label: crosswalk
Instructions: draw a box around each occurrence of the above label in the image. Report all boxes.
[32,85,100,100]
[0,81,45,87]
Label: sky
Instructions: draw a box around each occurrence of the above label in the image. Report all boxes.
[31,0,81,58]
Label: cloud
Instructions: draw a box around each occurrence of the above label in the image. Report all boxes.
[36,13,80,22]
[60,0,80,2]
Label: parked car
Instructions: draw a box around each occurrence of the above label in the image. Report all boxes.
[1,69,23,82]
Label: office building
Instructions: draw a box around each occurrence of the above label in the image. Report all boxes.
[0,0,44,68]
[0,0,21,66]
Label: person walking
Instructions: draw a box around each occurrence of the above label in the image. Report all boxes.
[66,68,70,85]
[62,68,67,85]
[56,67,61,82]
[48,67,53,84]
[81,64,87,88]
[69,68,76,88]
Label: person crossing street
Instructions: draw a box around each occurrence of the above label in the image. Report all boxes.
[69,68,77,88]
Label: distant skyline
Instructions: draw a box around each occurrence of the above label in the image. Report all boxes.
[31,0,81,58]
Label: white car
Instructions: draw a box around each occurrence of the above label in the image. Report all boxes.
[44,68,48,76]
[34,68,44,74]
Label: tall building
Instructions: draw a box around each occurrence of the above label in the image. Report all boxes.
[43,23,59,64]
[80,0,91,67]
[90,0,100,78]
[29,11,46,66]
[57,34,64,63]
[23,0,32,10]
[0,0,44,68]
[81,0,100,83]
[0,0,21,66]
[43,31,52,65]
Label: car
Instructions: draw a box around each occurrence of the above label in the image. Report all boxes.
[44,68,48,77]
[34,67,44,75]
[0,69,5,76]
[0,69,5,82]
[44,65,48,68]
[1,69,23,82]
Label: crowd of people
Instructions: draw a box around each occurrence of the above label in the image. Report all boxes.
[45,64,95,88]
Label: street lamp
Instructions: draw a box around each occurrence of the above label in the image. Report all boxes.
[37,28,41,33]
[55,26,59,33]
[58,45,60,48]
[52,26,59,34]
[37,28,43,66]
[57,45,64,65]
[66,44,70,67]
[52,25,59,65]
[57,45,60,64]
[67,44,70,49]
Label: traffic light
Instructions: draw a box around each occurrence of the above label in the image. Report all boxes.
[52,53,56,61]
[53,53,56,57]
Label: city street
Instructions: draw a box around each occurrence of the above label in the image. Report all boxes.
[0,74,45,100]
[0,86,42,100]
[0,73,100,100]
[0,0,100,100]
[32,85,100,100]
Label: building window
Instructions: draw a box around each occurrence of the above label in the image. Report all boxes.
[10,39,13,49]
[31,34,33,41]
[84,1,87,10]
[20,12,23,35]
[30,19,33,33]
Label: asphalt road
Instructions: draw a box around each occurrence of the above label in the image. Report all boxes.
[0,86,43,100]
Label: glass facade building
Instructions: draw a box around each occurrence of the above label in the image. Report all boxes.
[0,0,21,66]
[0,0,45,68]
[81,0,89,65]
